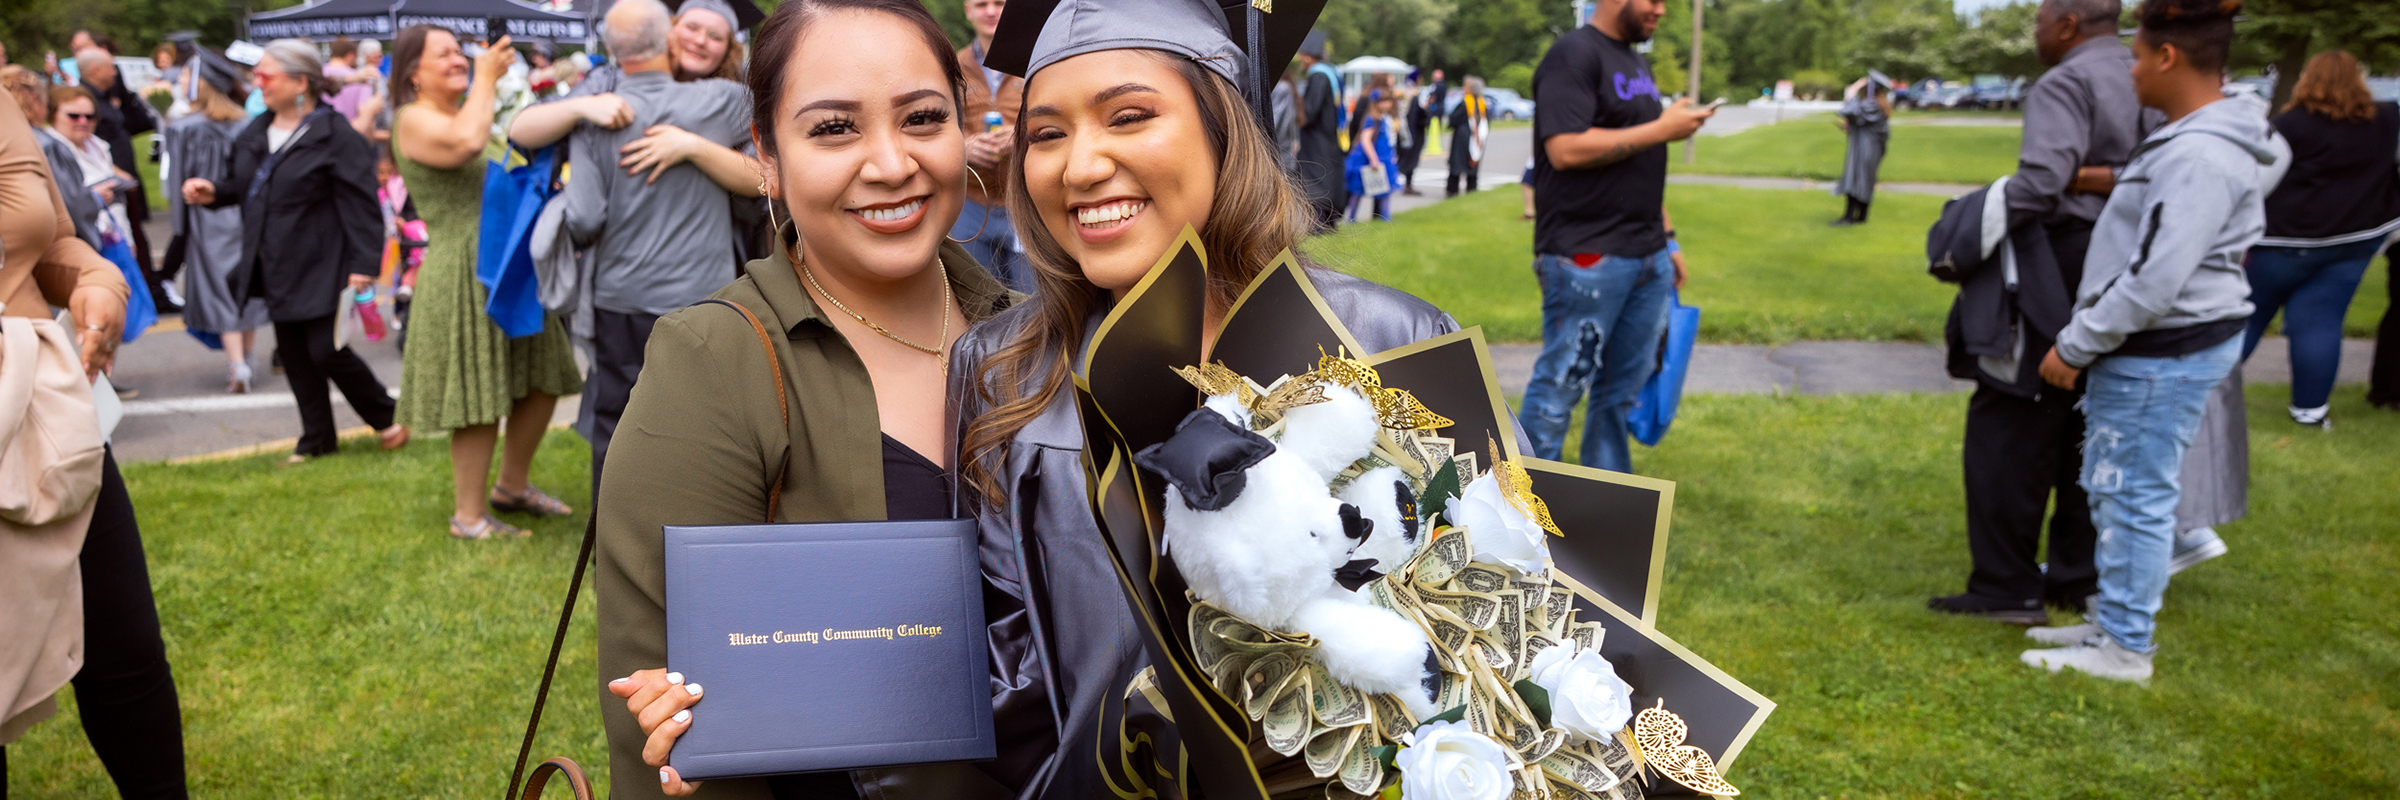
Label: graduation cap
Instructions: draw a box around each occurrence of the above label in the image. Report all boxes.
[984,0,1330,126]
[666,0,763,32]
[1867,68,1895,91]
[190,46,249,103]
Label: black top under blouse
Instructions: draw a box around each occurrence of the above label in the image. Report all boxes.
[765,434,952,800]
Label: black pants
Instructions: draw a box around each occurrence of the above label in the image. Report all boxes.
[1445,163,1479,197]
[275,314,396,456]
[1956,218,2098,605]
[0,448,190,799]
[584,308,660,498]
[2371,240,2400,407]
[1961,385,2098,604]
[1396,141,1425,189]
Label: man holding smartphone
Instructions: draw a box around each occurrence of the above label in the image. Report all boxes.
[1520,0,1713,473]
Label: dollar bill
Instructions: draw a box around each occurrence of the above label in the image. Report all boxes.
[1450,452,1479,483]
[1527,727,1570,763]
[1455,564,1510,595]
[1433,668,1472,715]
[1370,692,1418,741]
[1523,632,1562,669]
[1542,585,1574,635]
[1209,651,1259,699]
[1568,621,1603,653]
[1512,761,1553,800]
[1244,652,1303,721]
[1418,584,1504,630]
[1413,531,1469,588]
[1547,779,1599,800]
[1473,591,1525,680]
[1413,436,1456,478]
[1424,616,1472,673]
[1339,731,1386,796]
[1305,715,1363,773]
[1512,577,1549,616]
[1308,662,1372,729]
[1303,720,1362,779]
[1540,745,1629,794]
[1262,680,1312,756]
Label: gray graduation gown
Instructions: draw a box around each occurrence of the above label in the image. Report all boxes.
[1834,93,1890,204]
[2174,369,2248,532]
[165,113,269,335]
[938,268,1457,799]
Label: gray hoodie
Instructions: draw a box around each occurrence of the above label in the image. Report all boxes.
[2055,94,2282,368]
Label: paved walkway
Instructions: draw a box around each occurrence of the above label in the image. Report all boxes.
[1666,173,1981,197]
[1484,337,2375,398]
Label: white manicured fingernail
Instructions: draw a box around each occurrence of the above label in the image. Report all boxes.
[609,677,629,685]
[660,768,672,784]
[672,709,690,723]
[684,683,703,698]
[666,672,684,684]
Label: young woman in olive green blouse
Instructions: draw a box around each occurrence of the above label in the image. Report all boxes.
[591,1,1014,798]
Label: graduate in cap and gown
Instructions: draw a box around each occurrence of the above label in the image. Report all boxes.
[949,0,1466,795]
[1830,70,1893,226]
[163,47,270,390]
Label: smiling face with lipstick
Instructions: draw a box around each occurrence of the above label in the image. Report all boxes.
[1017,48,1221,295]
[761,7,968,287]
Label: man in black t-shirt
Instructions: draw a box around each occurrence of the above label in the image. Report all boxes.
[1519,0,1713,473]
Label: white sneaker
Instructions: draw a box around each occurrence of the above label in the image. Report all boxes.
[2025,622,2101,646]
[2288,404,2330,429]
[2169,527,2228,575]
[2021,636,2153,684]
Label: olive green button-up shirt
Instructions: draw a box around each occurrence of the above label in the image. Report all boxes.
[594,232,1009,800]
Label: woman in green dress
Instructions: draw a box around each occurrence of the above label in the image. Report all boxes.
[389,25,585,540]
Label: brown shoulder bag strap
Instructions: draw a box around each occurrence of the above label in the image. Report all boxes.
[505,299,792,800]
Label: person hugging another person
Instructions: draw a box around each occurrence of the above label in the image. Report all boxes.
[2022,0,2272,683]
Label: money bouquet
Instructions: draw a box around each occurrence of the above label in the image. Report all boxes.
[1139,352,1731,799]
[1072,231,1769,800]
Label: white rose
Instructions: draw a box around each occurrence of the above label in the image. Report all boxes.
[1450,471,1548,575]
[1397,720,1516,800]
[1526,641,1635,743]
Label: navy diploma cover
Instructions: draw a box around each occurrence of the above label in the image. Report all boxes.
[663,519,995,780]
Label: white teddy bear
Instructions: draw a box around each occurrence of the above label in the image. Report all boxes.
[1138,382,1434,701]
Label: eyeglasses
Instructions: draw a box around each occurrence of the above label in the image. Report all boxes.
[62,112,93,122]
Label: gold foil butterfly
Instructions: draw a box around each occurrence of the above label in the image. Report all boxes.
[1631,699,1740,797]
[1489,440,1562,537]
[1372,387,1455,431]
[1172,362,1255,404]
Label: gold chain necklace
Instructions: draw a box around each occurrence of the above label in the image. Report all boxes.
[799,255,953,374]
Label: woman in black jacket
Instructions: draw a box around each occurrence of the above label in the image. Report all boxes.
[2248,50,2400,428]
[182,39,408,461]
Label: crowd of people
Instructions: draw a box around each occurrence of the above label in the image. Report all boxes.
[1,0,2396,793]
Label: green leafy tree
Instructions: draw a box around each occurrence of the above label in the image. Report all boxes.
[2230,0,2400,108]
[1943,1,2040,79]
[1451,0,1554,79]
[1850,11,1959,82]
[1320,0,1456,71]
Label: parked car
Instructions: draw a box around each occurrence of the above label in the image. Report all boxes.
[1969,75,2026,109]
[2367,76,2399,102]
[1482,88,1536,121]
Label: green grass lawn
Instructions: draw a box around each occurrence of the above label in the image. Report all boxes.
[1311,185,2393,344]
[10,387,2396,798]
[1672,119,2022,186]
[133,132,165,213]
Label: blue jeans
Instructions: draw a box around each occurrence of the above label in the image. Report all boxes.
[950,196,1030,294]
[1519,250,1675,472]
[2083,334,2242,653]
[2242,240,2381,409]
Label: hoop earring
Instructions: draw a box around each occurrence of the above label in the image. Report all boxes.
[946,167,992,244]
[759,179,782,241]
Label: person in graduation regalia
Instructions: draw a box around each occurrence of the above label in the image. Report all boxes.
[163,48,270,392]
[1830,72,1892,226]
[950,0,1470,795]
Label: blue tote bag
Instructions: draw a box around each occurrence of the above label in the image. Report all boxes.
[1627,290,1698,447]
[476,145,556,339]
[97,237,157,344]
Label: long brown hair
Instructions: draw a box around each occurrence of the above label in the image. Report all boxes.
[961,52,1313,501]
[2286,50,2375,123]
[388,24,442,109]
